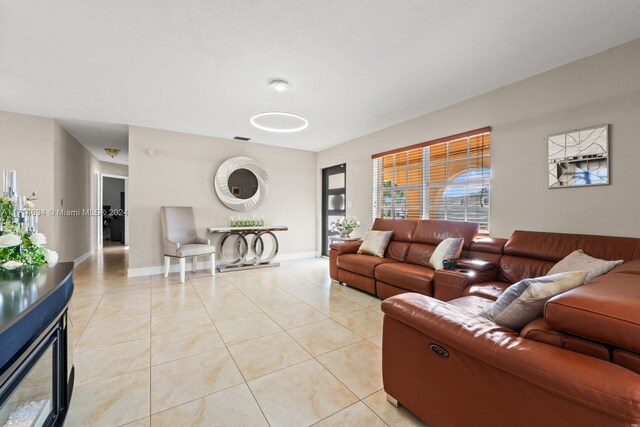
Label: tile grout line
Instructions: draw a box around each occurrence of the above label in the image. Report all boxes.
[191,275,272,426]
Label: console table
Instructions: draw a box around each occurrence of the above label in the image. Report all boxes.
[0,263,74,427]
[208,226,288,272]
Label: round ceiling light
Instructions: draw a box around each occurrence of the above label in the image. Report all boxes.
[270,79,290,92]
[250,111,309,133]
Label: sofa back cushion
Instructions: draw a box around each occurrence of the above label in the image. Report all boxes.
[405,220,478,267]
[612,349,640,375]
[504,230,639,263]
[498,230,640,283]
[520,318,610,361]
[468,237,508,265]
[372,218,418,262]
[499,256,555,283]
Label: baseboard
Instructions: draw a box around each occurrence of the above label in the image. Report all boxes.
[276,251,320,261]
[74,250,94,267]
[127,251,319,277]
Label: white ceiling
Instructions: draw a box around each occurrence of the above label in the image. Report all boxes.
[2,1,640,154]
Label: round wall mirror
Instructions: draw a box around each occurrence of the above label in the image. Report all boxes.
[227,169,258,200]
[214,156,269,211]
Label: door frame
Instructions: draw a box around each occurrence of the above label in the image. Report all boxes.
[321,163,346,256]
[101,173,129,246]
[92,170,101,251]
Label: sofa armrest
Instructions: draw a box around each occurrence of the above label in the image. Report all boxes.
[433,267,498,301]
[382,294,640,422]
[330,241,361,255]
[455,258,496,272]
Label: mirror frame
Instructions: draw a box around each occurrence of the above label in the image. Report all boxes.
[214,156,269,211]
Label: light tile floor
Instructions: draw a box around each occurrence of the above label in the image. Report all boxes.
[65,246,426,426]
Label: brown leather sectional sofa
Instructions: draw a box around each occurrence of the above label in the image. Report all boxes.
[330,219,640,427]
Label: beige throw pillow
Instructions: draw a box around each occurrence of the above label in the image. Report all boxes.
[480,271,587,330]
[547,249,623,283]
[429,237,464,270]
[357,230,394,258]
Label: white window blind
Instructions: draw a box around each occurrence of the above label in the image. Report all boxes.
[372,129,491,232]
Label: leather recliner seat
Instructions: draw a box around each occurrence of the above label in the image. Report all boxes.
[379,226,640,427]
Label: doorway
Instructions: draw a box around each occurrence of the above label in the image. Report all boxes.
[101,174,129,246]
[321,163,346,256]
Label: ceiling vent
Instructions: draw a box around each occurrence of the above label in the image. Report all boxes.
[233,136,251,141]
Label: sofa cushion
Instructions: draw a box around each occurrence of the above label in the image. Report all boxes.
[498,255,554,284]
[504,230,639,263]
[375,262,435,295]
[448,295,494,315]
[411,219,478,249]
[545,272,640,354]
[358,230,394,257]
[404,220,478,266]
[520,318,610,361]
[337,269,377,294]
[548,249,623,283]
[372,218,417,241]
[372,218,418,262]
[612,349,640,375]
[610,258,640,275]
[464,282,511,301]
[337,253,398,277]
[480,271,587,331]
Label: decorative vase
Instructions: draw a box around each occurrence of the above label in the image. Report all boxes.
[340,230,352,238]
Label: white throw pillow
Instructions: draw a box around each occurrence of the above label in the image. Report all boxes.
[357,230,394,258]
[429,237,464,270]
[547,249,623,283]
[480,271,588,330]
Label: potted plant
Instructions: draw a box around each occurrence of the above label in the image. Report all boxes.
[330,216,360,238]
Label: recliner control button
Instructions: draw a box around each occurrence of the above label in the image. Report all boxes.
[430,343,449,358]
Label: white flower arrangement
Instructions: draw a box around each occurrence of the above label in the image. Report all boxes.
[330,216,361,235]
[0,234,22,248]
[29,233,47,247]
[45,249,59,265]
[2,260,23,270]
[0,186,56,269]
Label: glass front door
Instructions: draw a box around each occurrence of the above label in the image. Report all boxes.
[321,164,346,256]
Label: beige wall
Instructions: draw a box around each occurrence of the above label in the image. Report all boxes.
[53,122,96,262]
[128,126,317,270]
[99,161,128,177]
[0,110,105,263]
[0,111,56,247]
[317,38,640,244]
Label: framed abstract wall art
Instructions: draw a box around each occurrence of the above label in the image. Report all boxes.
[548,124,609,188]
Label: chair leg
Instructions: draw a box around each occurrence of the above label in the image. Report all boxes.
[164,256,170,278]
[179,258,186,283]
[192,256,197,273]
[210,253,215,276]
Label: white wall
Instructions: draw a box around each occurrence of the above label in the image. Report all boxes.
[317,38,640,246]
[128,126,317,271]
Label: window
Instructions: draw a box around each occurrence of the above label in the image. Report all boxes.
[372,128,491,232]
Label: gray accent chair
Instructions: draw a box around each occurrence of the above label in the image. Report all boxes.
[160,206,216,283]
